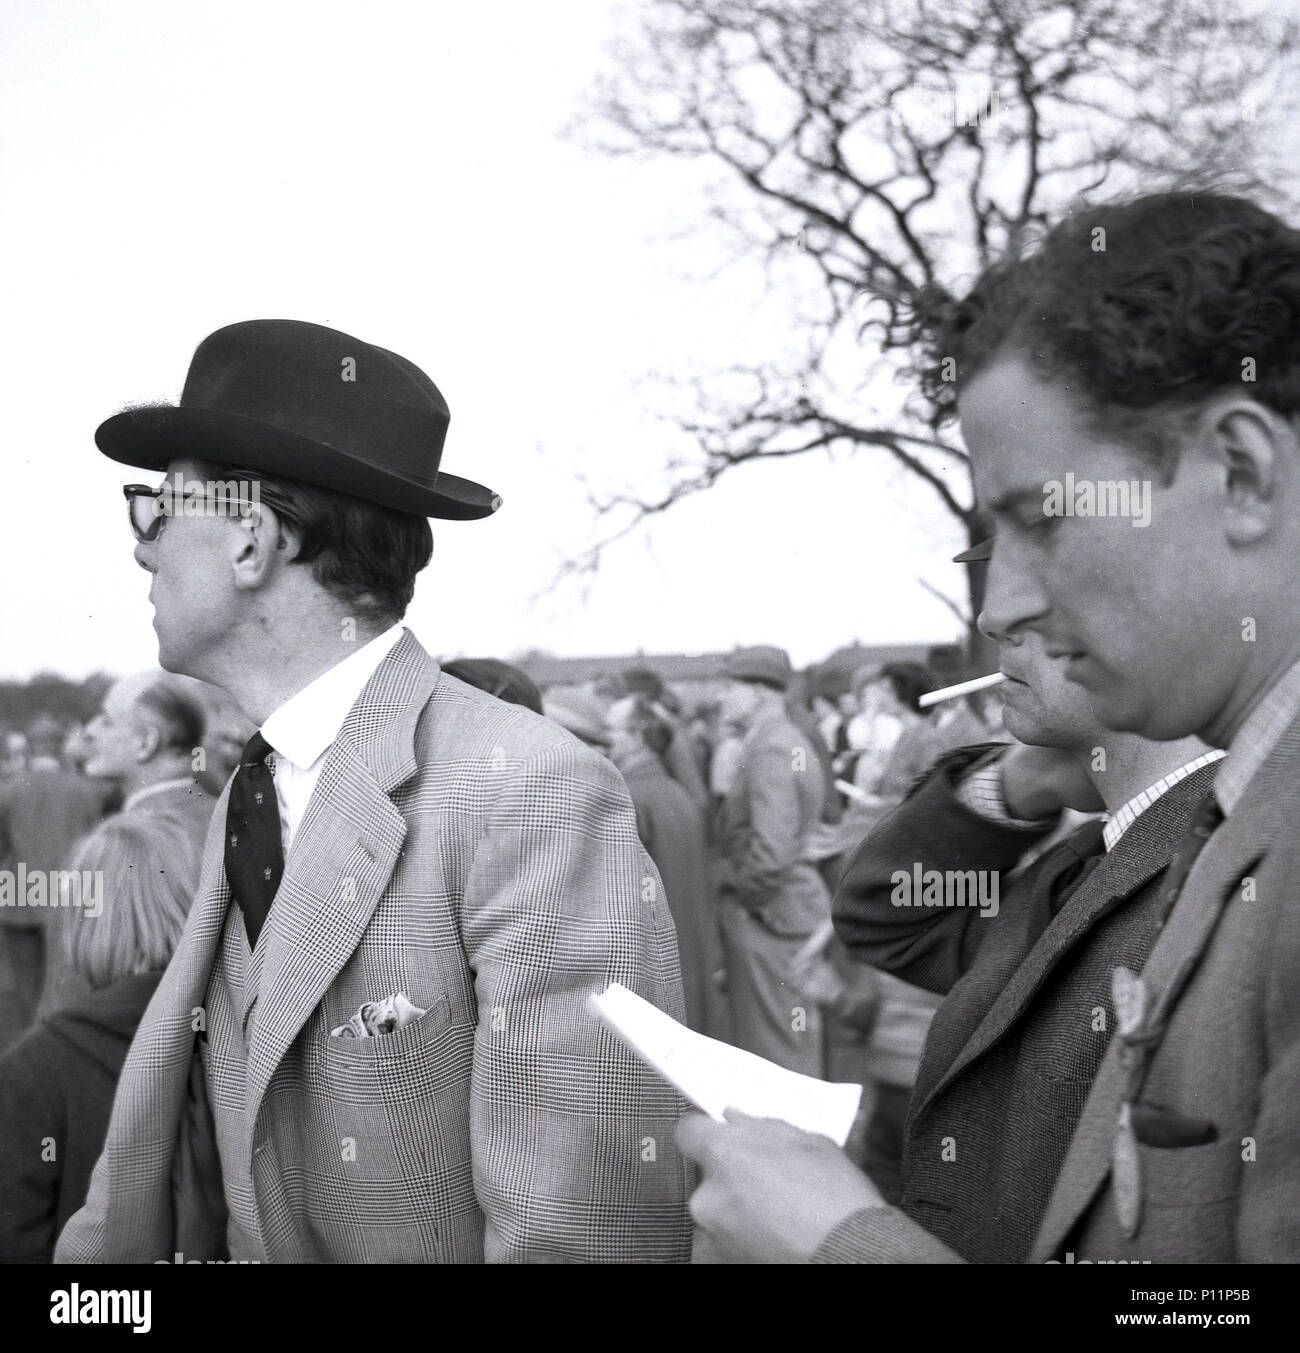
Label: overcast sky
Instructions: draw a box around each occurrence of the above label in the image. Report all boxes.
[1,0,1292,680]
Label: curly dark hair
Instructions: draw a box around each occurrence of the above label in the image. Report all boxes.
[912,192,1300,480]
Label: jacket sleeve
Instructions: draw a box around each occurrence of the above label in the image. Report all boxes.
[810,1205,966,1263]
[0,1034,63,1263]
[832,745,1056,995]
[726,744,806,913]
[461,740,693,1263]
[1240,859,1300,1260]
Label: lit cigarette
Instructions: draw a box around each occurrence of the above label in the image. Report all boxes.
[918,672,1008,709]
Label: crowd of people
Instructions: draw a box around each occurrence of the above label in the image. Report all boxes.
[1,187,1299,1264]
[0,646,993,1260]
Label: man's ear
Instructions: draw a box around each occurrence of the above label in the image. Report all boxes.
[229,502,291,591]
[1206,399,1287,547]
[135,721,162,763]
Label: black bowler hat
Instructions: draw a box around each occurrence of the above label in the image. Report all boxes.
[96,319,500,520]
[952,538,992,562]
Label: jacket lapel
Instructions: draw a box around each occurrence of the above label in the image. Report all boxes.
[1028,723,1300,1263]
[99,792,235,1257]
[923,769,1219,1111]
[913,825,1101,1108]
[242,630,439,1119]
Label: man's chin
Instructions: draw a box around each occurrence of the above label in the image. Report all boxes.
[1075,683,1162,738]
[1001,707,1050,746]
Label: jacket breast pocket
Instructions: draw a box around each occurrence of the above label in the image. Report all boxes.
[1140,1133,1243,1209]
[321,993,459,1105]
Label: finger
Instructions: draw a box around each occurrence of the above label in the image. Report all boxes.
[719,1106,759,1125]
[675,1110,727,1161]
[690,1227,727,1265]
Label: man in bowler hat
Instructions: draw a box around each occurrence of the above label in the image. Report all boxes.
[56,319,691,1263]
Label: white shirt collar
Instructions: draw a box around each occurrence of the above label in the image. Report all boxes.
[122,776,203,814]
[261,624,404,772]
[1101,749,1226,852]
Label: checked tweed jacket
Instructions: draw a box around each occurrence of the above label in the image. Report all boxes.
[56,631,692,1264]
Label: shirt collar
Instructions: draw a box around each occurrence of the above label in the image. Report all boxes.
[1102,749,1226,851]
[261,624,404,772]
[1212,655,1300,817]
[122,776,203,814]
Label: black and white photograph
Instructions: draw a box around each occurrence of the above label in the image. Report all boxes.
[0,0,1297,1320]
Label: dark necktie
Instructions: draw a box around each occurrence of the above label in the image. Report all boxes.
[224,731,284,948]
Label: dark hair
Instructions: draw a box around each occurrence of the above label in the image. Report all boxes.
[136,679,206,753]
[622,667,664,699]
[915,192,1300,479]
[624,695,674,758]
[201,461,433,626]
[879,662,937,715]
[442,658,544,715]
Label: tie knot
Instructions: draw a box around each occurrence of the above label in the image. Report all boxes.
[242,731,275,767]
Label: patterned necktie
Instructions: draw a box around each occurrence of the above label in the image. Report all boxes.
[1110,788,1225,1237]
[224,731,284,949]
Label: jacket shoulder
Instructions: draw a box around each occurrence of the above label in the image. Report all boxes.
[417,672,599,768]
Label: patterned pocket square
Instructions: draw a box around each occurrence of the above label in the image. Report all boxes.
[329,992,427,1039]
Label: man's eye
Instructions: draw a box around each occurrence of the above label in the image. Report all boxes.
[1020,510,1058,534]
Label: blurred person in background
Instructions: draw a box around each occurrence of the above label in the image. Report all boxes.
[606,695,717,1035]
[706,697,746,807]
[809,690,843,764]
[40,674,214,1019]
[0,813,204,1262]
[621,668,711,813]
[785,673,841,827]
[60,724,96,777]
[195,688,257,798]
[0,717,110,1047]
[0,731,30,782]
[715,646,829,1076]
[542,686,614,752]
[857,663,936,802]
[836,666,903,793]
[442,658,544,714]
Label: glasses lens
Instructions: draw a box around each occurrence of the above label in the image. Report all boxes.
[125,487,164,542]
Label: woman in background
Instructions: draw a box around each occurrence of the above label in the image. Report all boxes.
[0,815,201,1261]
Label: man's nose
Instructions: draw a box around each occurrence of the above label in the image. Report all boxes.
[977,538,1050,642]
[133,539,155,571]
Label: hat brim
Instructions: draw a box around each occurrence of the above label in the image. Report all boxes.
[952,538,992,563]
[96,406,500,521]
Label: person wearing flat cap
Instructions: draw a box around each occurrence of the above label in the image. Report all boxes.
[714,645,831,1077]
[55,319,691,1264]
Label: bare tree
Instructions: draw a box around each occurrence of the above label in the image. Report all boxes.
[570,0,1298,657]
